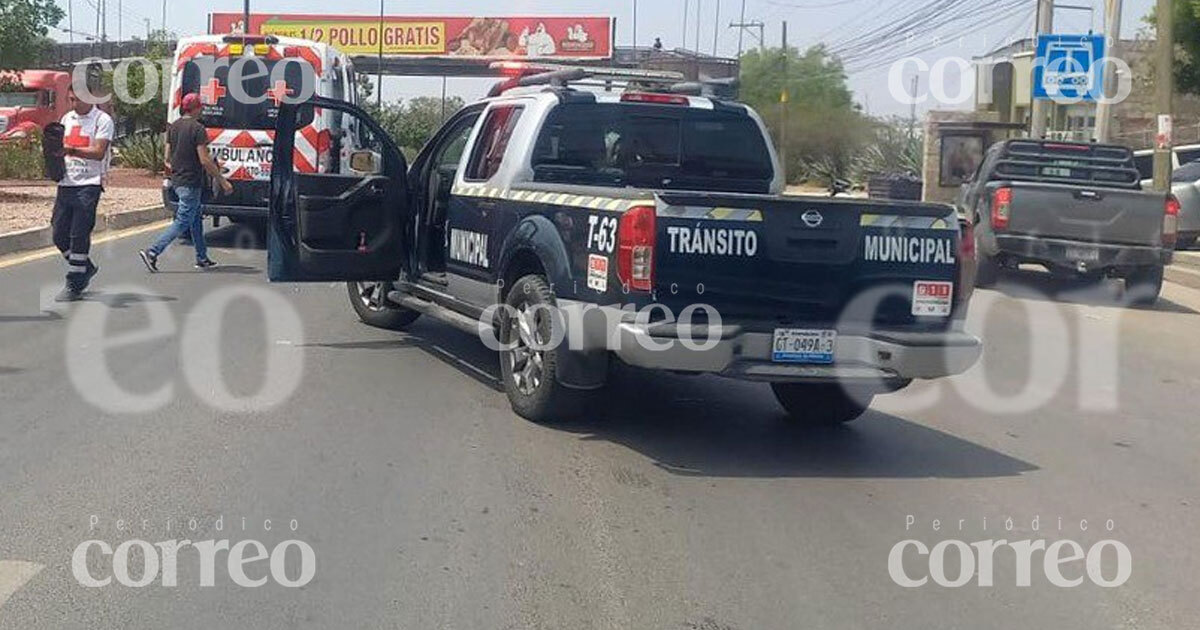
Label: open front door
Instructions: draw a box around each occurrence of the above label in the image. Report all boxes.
[268,96,409,282]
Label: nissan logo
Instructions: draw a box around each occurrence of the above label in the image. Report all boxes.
[801,210,824,228]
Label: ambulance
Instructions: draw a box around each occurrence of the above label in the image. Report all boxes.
[164,34,363,224]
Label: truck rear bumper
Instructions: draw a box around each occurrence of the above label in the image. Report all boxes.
[561,303,982,383]
[992,234,1169,272]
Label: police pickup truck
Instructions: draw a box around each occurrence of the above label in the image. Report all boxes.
[264,65,982,424]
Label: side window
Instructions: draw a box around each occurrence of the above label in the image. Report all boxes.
[465,105,524,181]
[436,117,479,170]
[1176,147,1200,165]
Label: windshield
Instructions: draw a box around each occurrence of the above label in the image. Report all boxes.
[180,57,309,130]
[0,91,38,108]
[531,102,775,193]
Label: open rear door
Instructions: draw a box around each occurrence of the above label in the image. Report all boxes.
[268,96,409,282]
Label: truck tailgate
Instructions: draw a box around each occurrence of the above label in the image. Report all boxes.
[654,193,964,330]
[1001,181,1164,247]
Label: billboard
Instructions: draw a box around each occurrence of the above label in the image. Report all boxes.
[209,14,614,59]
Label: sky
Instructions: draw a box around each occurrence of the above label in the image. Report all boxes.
[49,0,1158,116]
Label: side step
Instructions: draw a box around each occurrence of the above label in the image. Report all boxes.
[387,290,483,337]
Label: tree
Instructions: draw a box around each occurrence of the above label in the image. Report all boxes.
[738,44,864,184]
[0,0,64,70]
[1141,0,1200,95]
[366,95,467,159]
[103,31,172,134]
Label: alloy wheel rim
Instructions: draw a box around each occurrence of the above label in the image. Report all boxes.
[357,282,387,311]
[507,303,546,396]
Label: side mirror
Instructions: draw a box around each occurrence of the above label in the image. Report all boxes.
[349,149,382,175]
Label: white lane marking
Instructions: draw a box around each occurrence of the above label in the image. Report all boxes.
[0,220,170,271]
[0,561,44,609]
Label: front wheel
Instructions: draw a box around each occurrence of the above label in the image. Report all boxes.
[347,282,421,330]
[499,275,586,423]
[771,383,874,426]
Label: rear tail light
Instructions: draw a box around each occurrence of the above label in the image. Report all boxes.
[620,92,690,106]
[1164,195,1181,249]
[617,205,656,292]
[957,217,975,306]
[991,187,1012,230]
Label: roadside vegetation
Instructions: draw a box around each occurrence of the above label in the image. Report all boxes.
[0,130,43,180]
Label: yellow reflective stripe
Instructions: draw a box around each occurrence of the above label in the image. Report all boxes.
[588,197,606,209]
[709,207,734,220]
[605,199,624,211]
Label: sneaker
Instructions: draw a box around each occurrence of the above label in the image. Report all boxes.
[54,286,83,302]
[138,249,159,273]
[80,262,99,291]
[195,258,218,270]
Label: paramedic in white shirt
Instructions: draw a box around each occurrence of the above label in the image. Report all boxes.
[52,85,114,302]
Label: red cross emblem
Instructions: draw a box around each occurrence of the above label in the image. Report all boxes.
[64,125,90,148]
[266,80,293,107]
[199,78,226,105]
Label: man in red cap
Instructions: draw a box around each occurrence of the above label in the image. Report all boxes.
[139,92,232,272]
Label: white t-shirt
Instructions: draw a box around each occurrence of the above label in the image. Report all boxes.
[60,107,115,187]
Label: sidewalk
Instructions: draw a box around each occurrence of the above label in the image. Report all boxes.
[1167,250,1200,290]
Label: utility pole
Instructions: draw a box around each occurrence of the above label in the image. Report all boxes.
[161,0,166,36]
[730,20,764,54]
[695,0,702,57]
[377,0,384,107]
[1030,0,1055,139]
[68,0,74,44]
[1152,0,1174,190]
[1094,0,1123,142]
[736,0,746,56]
[632,0,638,48]
[712,0,720,56]
[780,21,789,179]
[683,0,689,50]
[243,0,251,35]
[909,75,919,139]
[118,0,122,42]
[145,18,151,41]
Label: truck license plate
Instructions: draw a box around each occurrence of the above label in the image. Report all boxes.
[772,329,837,364]
[1065,246,1100,262]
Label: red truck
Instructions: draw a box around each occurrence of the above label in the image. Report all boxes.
[0,70,71,142]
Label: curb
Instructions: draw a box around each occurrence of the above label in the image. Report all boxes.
[0,205,167,257]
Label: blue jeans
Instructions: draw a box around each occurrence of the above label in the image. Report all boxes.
[150,186,208,261]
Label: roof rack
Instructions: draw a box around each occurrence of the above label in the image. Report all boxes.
[486,62,688,97]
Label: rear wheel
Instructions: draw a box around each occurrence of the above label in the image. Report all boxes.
[347,281,421,330]
[771,383,874,426]
[500,274,585,423]
[1176,235,1198,250]
[1125,266,1163,307]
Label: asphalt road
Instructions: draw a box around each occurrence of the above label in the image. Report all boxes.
[0,223,1198,629]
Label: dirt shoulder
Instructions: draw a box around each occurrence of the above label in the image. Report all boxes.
[0,169,163,235]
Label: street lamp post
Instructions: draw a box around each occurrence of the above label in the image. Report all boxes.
[377,0,385,107]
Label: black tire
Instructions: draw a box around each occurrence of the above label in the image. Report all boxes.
[975,247,1001,288]
[771,383,874,426]
[499,274,585,423]
[347,282,421,330]
[1125,266,1164,307]
[1175,235,1198,251]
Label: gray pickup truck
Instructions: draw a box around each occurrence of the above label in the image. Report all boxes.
[958,139,1175,305]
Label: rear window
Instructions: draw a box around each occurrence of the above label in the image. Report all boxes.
[180,57,310,130]
[993,140,1140,188]
[531,102,774,193]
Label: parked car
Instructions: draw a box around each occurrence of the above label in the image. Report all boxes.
[1168,160,1200,249]
[958,139,1175,305]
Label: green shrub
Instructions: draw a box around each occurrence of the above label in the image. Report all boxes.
[0,131,44,180]
[115,131,164,174]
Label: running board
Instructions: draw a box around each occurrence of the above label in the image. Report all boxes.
[388,291,482,337]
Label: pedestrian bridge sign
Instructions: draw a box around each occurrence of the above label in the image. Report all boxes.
[1033,34,1106,102]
